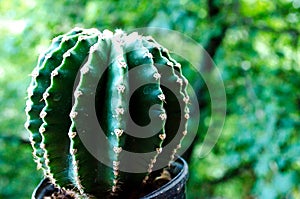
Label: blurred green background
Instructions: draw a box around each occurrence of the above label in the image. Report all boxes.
[0,0,299,198]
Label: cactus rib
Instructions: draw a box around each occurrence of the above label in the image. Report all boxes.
[40,30,99,186]
[119,33,167,189]
[25,28,90,173]
[142,37,190,166]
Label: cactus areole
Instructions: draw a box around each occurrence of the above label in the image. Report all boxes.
[25,28,190,199]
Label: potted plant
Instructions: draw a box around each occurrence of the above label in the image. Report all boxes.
[25,27,191,199]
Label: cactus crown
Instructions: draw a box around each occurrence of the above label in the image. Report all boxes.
[25,28,190,198]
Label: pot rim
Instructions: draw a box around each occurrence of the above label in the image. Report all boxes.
[140,156,189,199]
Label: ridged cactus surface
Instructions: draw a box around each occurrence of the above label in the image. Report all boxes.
[25,28,190,198]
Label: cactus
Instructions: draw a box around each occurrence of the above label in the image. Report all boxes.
[25,27,190,198]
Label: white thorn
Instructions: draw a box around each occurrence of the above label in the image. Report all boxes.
[143,176,149,183]
[184,78,188,85]
[113,161,120,167]
[115,29,124,35]
[74,90,83,98]
[167,61,173,67]
[113,170,119,176]
[149,164,154,169]
[144,52,153,59]
[39,126,46,133]
[114,30,125,45]
[153,72,161,80]
[183,96,189,104]
[115,107,124,115]
[45,54,52,60]
[176,144,182,149]
[31,70,39,78]
[89,45,96,53]
[117,84,125,93]
[29,134,34,142]
[184,113,190,120]
[40,142,46,149]
[148,164,154,172]
[81,65,90,74]
[113,146,122,154]
[70,111,78,119]
[159,133,166,140]
[170,154,175,160]
[113,179,118,185]
[156,147,162,154]
[125,32,140,44]
[118,58,127,68]
[114,129,123,137]
[158,94,165,101]
[63,51,71,58]
[113,165,119,171]
[182,130,187,136]
[71,149,77,155]
[175,63,181,68]
[159,113,167,120]
[24,121,30,129]
[53,36,61,42]
[45,158,50,165]
[25,105,31,112]
[97,32,103,40]
[151,158,157,164]
[36,162,43,170]
[51,69,58,77]
[116,36,125,46]
[27,88,34,97]
[26,100,32,107]
[177,78,183,86]
[43,92,49,100]
[78,36,84,41]
[112,186,117,193]
[40,110,47,118]
[60,36,68,43]
[103,29,113,39]
[68,131,77,139]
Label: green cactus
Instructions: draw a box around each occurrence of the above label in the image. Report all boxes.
[25,28,190,198]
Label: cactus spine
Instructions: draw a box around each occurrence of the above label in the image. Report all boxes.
[25,28,190,198]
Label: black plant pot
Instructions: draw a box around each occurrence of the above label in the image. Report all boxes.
[32,157,188,199]
[140,157,188,199]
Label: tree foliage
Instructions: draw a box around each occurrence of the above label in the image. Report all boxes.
[0,0,299,198]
